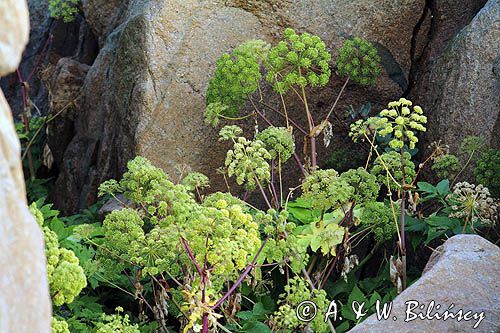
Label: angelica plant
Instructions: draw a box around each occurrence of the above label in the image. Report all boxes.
[30,203,87,306]
[49,0,79,22]
[96,157,268,332]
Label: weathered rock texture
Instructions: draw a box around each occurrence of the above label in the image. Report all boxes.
[0,0,52,332]
[349,234,500,333]
[51,0,429,213]
[6,0,498,213]
[411,0,500,153]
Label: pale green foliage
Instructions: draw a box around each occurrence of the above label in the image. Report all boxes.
[256,126,295,162]
[182,172,210,192]
[225,136,272,190]
[261,210,310,273]
[272,277,330,332]
[300,221,345,256]
[51,317,70,333]
[95,307,140,333]
[97,156,262,289]
[337,37,381,85]
[360,202,396,242]
[431,154,460,179]
[30,203,87,306]
[49,0,79,23]
[371,151,416,189]
[265,28,331,93]
[301,169,354,210]
[206,41,266,116]
[339,167,380,204]
[218,125,243,141]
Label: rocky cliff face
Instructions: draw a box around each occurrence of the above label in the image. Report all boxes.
[4,0,499,214]
[0,0,52,331]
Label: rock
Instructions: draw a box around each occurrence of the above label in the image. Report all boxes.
[97,194,131,219]
[0,1,52,332]
[53,0,428,213]
[0,0,30,76]
[412,0,500,156]
[349,234,500,333]
[47,57,90,167]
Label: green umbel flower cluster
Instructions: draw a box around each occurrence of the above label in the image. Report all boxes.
[339,167,380,204]
[225,136,272,190]
[360,202,397,243]
[49,0,79,23]
[272,277,330,333]
[97,157,262,291]
[30,204,87,306]
[265,28,331,93]
[460,136,485,154]
[206,41,266,116]
[431,154,461,179]
[256,126,295,162]
[260,210,310,273]
[182,172,210,192]
[336,37,381,85]
[301,169,354,210]
[218,125,243,141]
[95,307,140,333]
[51,317,70,333]
[378,98,427,149]
[370,151,416,189]
[474,149,500,198]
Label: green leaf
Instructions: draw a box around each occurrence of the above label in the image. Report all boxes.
[241,321,272,333]
[417,181,436,194]
[436,179,450,196]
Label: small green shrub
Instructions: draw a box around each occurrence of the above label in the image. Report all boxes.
[474,149,500,198]
[49,0,79,23]
[431,154,460,179]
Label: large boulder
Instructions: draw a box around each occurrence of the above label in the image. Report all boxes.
[411,0,500,154]
[52,0,428,213]
[0,0,52,332]
[349,234,500,333]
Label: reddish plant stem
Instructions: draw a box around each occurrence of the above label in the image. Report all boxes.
[181,238,203,276]
[212,238,268,310]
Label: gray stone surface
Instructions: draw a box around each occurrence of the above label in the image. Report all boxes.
[413,0,500,155]
[53,0,427,213]
[0,1,52,332]
[349,234,500,333]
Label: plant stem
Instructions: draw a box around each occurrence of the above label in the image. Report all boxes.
[399,146,407,290]
[301,85,316,169]
[212,238,268,309]
[324,77,350,123]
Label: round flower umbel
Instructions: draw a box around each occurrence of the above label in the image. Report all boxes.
[206,44,263,116]
[371,151,416,189]
[337,37,381,86]
[224,136,272,190]
[256,126,295,162]
[265,28,331,93]
[446,182,498,228]
[301,169,354,210]
[378,98,427,149]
